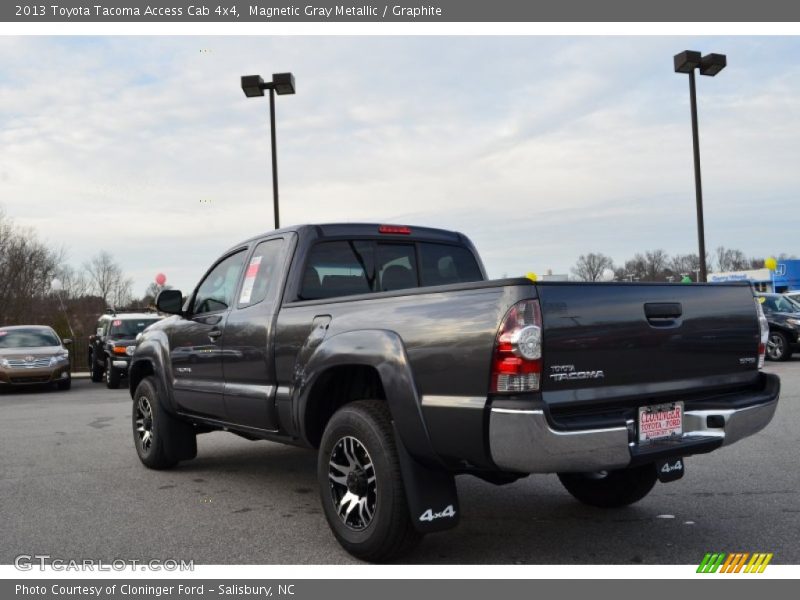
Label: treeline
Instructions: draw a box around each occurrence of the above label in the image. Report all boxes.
[571,247,796,282]
[0,209,154,337]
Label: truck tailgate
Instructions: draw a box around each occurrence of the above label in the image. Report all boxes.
[537,282,761,411]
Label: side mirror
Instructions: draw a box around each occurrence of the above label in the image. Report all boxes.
[156,289,184,315]
[62,338,72,346]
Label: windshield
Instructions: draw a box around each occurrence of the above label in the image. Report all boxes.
[108,318,161,338]
[761,295,800,313]
[0,328,60,348]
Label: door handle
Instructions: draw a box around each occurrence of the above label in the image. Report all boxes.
[644,302,682,327]
[644,303,682,319]
[195,314,222,326]
[208,329,222,341]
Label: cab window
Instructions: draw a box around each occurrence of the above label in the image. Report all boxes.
[193,250,247,314]
[238,239,285,308]
[299,241,373,300]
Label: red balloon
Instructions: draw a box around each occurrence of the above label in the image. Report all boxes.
[155,273,166,286]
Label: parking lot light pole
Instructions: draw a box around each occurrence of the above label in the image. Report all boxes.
[241,72,296,229]
[674,51,726,283]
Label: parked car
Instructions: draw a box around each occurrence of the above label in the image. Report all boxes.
[757,292,800,361]
[89,310,164,389]
[129,223,778,561]
[785,291,800,304]
[0,325,72,390]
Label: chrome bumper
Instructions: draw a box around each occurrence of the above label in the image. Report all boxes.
[489,397,779,474]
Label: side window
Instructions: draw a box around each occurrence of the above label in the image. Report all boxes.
[238,239,285,308]
[300,241,374,300]
[193,250,247,315]
[376,244,418,292]
[418,243,483,286]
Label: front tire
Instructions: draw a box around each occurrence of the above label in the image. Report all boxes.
[132,376,196,470]
[766,331,792,361]
[558,464,658,508]
[318,400,422,562]
[105,357,121,389]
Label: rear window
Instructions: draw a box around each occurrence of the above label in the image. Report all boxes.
[299,240,482,300]
[418,242,483,287]
[0,328,60,348]
[300,241,372,300]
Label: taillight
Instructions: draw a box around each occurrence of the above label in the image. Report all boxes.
[490,299,542,393]
[756,298,769,369]
[378,225,411,235]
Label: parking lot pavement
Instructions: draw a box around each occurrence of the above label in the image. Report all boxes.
[1,362,798,565]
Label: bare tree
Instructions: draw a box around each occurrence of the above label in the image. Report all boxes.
[715,246,750,272]
[110,276,135,308]
[84,251,131,307]
[571,253,615,282]
[643,249,669,281]
[140,281,173,307]
[53,264,89,300]
[0,209,61,324]
[621,254,647,281]
[669,253,698,277]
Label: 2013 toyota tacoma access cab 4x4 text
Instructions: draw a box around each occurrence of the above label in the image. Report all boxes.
[129,223,779,561]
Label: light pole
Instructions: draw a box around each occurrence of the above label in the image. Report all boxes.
[241,72,296,229]
[674,50,726,283]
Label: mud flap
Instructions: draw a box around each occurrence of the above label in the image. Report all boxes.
[394,425,460,533]
[165,418,197,462]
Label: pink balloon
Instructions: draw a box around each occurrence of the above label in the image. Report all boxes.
[155,273,166,286]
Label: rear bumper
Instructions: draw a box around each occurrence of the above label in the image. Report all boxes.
[488,373,780,474]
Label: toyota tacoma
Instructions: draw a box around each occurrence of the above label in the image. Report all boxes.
[128,223,779,561]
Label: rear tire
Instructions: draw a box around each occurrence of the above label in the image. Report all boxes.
[106,357,121,389]
[766,331,792,361]
[132,376,196,470]
[558,464,658,508]
[90,352,104,382]
[318,400,422,562]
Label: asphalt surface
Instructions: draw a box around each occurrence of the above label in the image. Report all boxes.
[1,363,798,565]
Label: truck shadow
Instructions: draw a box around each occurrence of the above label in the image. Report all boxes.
[158,435,786,564]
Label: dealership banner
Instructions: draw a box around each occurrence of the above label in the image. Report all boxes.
[3,579,798,599]
[3,0,800,22]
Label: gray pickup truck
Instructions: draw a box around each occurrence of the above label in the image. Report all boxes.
[130,223,779,561]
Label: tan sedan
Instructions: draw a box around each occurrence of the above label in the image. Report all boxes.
[0,326,72,391]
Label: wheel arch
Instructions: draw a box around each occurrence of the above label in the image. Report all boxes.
[128,331,178,414]
[293,329,440,467]
[303,364,387,448]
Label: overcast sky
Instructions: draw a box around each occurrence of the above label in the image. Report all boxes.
[0,36,798,294]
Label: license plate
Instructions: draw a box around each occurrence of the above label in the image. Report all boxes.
[638,401,683,443]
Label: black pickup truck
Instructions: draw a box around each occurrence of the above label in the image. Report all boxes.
[129,223,779,561]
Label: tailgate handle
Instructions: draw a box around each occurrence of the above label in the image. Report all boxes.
[644,302,682,320]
